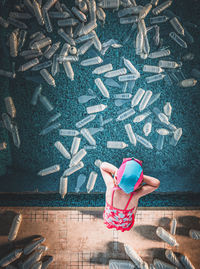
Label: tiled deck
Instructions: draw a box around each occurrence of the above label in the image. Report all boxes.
[0,207,200,268]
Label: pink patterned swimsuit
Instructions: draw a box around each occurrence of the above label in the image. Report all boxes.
[103,186,135,232]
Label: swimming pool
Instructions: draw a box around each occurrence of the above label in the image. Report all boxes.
[0,0,200,206]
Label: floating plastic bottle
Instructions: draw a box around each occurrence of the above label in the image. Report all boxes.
[116,108,135,121]
[104,78,121,88]
[57,28,75,45]
[135,134,153,149]
[70,137,81,156]
[59,129,79,136]
[39,95,54,111]
[11,122,21,148]
[44,112,61,128]
[58,18,79,27]
[86,104,107,114]
[38,164,60,176]
[59,55,79,62]
[169,32,187,48]
[152,0,172,15]
[71,6,87,22]
[170,218,177,235]
[156,133,164,150]
[32,61,52,71]
[165,250,183,268]
[78,95,96,104]
[4,97,16,118]
[75,31,95,44]
[43,0,58,10]
[92,31,102,51]
[124,124,136,146]
[8,214,22,241]
[179,78,197,88]
[159,60,179,69]
[170,17,184,36]
[113,93,132,99]
[86,171,98,193]
[107,141,128,149]
[40,69,56,87]
[139,91,152,112]
[8,17,28,29]
[54,141,71,159]
[9,30,18,58]
[136,29,144,56]
[150,15,169,24]
[75,174,86,192]
[114,99,129,107]
[156,128,170,137]
[94,159,102,168]
[153,258,177,269]
[69,148,87,167]
[156,227,179,246]
[118,74,138,82]
[31,37,52,50]
[163,102,172,119]
[75,114,97,128]
[42,8,52,32]
[44,42,60,59]
[182,53,194,61]
[98,0,120,9]
[157,112,170,125]
[0,16,9,28]
[123,58,140,78]
[139,3,152,19]
[143,65,163,73]
[143,117,152,136]
[120,16,139,24]
[180,255,195,269]
[31,261,42,269]
[23,237,45,255]
[63,61,74,81]
[18,58,39,72]
[95,78,110,98]
[21,249,43,269]
[148,49,170,59]
[104,68,127,78]
[124,244,144,268]
[146,93,161,108]
[49,11,70,18]
[189,229,200,240]
[32,0,44,25]
[133,111,151,123]
[0,69,15,79]
[92,63,113,75]
[131,88,145,108]
[59,176,68,199]
[80,128,96,145]
[41,255,53,269]
[80,56,103,66]
[169,128,182,146]
[51,54,59,76]
[0,249,23,267]
[146,74,165,83]
[109,259,135,269]
[78,21,97,36]
[150,264,156,269]
[63,161,84,176]
[2,113,13,133]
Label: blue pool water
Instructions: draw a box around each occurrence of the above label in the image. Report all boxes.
[0,0,200,206]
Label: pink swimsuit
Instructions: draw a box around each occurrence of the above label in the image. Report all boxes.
[103,186,135,232]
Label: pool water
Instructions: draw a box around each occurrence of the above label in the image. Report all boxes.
[0,0,200,206]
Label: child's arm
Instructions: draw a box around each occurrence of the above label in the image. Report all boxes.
[135,174,160,198]
[100,162,118,186]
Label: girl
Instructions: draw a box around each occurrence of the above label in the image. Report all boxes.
[100,158,160,232]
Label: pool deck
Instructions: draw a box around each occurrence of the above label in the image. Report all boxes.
[0,207,200,268]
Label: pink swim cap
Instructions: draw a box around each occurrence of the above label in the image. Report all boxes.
[116,158,143,194]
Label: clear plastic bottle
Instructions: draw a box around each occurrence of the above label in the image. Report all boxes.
[107,141,128,149]
[44,42,60,59]
[104,68,127,78]
[69,148,87,167]
[148,49,170,59]
[31,37,52,50]
[57,28,75,45]
[156,134,165,151]
[70,137,81,156]
[43,0,58,10]
[120,16,138,24]
[139,3,152,19]
[75,174,86,192]
[42,7,53,32]
[44,112,61,128]
[165,250,182,268]
[169,128,182,146]
[118,74,138,82]
[143,117,152,136]
[23,237,45,255]
[80,128,96,145]
[163,102,172,119]
[54,141,71,159]
[2,113,13,133]
[59,176,68,199]
[170,218,177,235]
[78,95,96,104]
[116,108,135,121]
[113,93,132,99]
[124,124,136,146]
[156,128,170,135]
[104,78,121,88]
[63,161,84,176]
[159,60,179,68]
[11,122,21,148]
[86,104,107,114]
[94,159,102,168]
[180,255,195,269]
[63,61,74,81]
[124,244,144,268]
[38,164,60,176]
[152,0,172,15]
[59,129,79,136]
[156,227,179,246]
[4,97,16,118]
[21,249,43,269]
[95,78,110,98]
[18,58,39,72]
[92,63,113,75]
[78,21,97,36]
[150,15,169,24]
[71,6,87,22]
[143,65,163,73]
[139,91,152,111]
[131,88,145,107]
[80,56,103,66]
[86,171,98,193]
[0,249,23,267]
[133,111,151,123]
[135,134,153,149]
[39,95,54,111]
[189,229,200,240]
[40,68,56,87]
[109,259,135,268]
[32,60,52,71]
[145,74,165,83]
[75,114,97,128]
[170,17,184,36]
[8,214,22,241]
[153,258,177,269]
[98,0,120,9]
[0,69,15,79]
[136,30,144,55]
[146,93,161,108]
[179,78,197,88]
[169,32,187,48]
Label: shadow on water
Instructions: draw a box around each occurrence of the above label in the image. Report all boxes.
[80,210,103,220]
[134,225,161,242]
[176,215,200,236]
[158,217,171,231]
[0,210,17,236]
